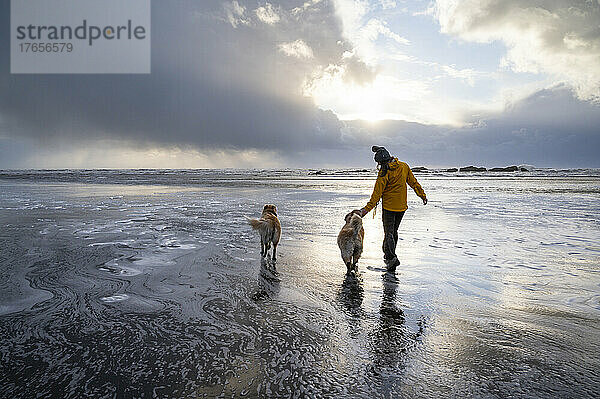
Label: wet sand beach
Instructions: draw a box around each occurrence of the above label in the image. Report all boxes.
[0,170,599,398]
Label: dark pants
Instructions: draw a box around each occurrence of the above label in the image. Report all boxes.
[382,208,405,261]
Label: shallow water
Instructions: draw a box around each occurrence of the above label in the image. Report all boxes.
[0,172,599,398]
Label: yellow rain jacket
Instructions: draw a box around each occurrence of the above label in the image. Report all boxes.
[364,158,426,213]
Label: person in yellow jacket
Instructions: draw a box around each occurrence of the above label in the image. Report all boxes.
[356,146,427,270]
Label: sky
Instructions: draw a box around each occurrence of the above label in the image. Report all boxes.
[1,0,599,168]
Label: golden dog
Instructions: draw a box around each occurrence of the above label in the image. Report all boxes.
[337,210,364,272]
[248,204,281,261]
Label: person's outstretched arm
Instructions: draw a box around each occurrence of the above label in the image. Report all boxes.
[407,168,428,205]
[361,173,389,215]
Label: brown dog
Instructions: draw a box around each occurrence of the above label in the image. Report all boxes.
[248,204,281,261]
[337,210,364,272]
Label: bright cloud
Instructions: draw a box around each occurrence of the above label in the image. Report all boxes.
[435,0,600,103]
[303,65,477,125]
[292,0,323,14]
[380,0,396,10]
[308,0,494,124]
[439,65,480,86]
[333,0,409,63]
[278,39,314,59]
[255,3,280,24]
[361,18,410,45]
[224,1,249,28]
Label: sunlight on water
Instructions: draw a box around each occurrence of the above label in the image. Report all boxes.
[0,171,599,397]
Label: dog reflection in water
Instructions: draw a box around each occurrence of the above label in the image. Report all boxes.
[252,257,280,302]
[337,271,365,338]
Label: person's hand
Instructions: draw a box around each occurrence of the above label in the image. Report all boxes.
[353,208,367,217]
[422,197,428,205]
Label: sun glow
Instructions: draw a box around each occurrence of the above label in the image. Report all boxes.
[303,64,484,126]
[303,66,436,123]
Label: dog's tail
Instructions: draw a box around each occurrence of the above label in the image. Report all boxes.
[246,216,266,230]
[349,214,363,236]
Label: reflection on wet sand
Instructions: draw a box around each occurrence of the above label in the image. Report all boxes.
[363,272,426,398]
[369,272,424,371]
[337,270,425,370]
[253,257,280,302]
[338,271,365,338]
[1,172,599,398]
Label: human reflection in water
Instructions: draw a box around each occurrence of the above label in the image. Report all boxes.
[337,271,365,338]
[252,257,280,302]
[368,272,424,392]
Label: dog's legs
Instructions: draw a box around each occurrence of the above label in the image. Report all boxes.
[352,245,362,271]
[265,242,271,258]
[345,261,353,273]
[272,243,277,261]
[352,254,360,270]
[260,238,265,257]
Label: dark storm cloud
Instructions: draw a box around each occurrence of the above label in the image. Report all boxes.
[0,0,349,150]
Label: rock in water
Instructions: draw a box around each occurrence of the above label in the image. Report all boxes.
[411,167,428,173]
[489,166,519,172]
[459,166,487,172]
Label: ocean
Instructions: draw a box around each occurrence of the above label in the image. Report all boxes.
[0,168,599,398]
